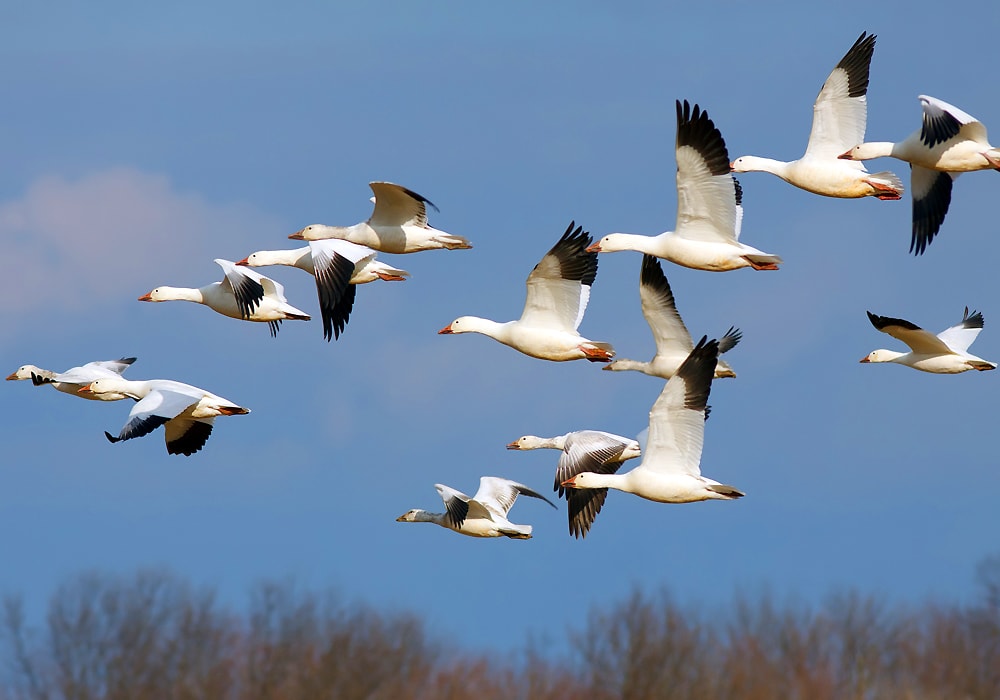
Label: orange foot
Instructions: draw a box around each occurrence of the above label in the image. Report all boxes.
[983,152,1000,171]
[868,180,902,200]
[581,346,613,362]
[744,257,780,271]
[375,272,407,281]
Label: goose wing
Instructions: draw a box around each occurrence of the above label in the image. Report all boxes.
[557,431,634,539]
[919,95,987,148]
[520,221,597,332]
[108,388,200,443]
[673,100,740,244]
[804,32,875,159]
[164,418,215,456]
[866,311,954,354]
[473,476,556,518]
[434,483,488,528]
[910,166,957,256]
[368,182,438,228]
[215,258,266,319]
[641,337,719,478]
[309,240,366,341]
[638,254,695,358]
[936,307,984,354]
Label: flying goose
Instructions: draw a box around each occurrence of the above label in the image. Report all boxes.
[439,221,615,362]
[139,259,310,337]
[507,431,641,539]
[237,239,409,341]
[839,95,1000,254]
[6,357,136,401]
[79,377,251,455]
[396,476,557,539]
[561,337,743,534]
[289,181,471,253]
[603,254,741,378]
[861,308,996,373]
[589,101,782,271]
[731,32,903,200]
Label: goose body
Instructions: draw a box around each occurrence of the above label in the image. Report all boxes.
[79,377,251,455]
[731,32,903,200]
[237,239,409,341]
[561,337,743,533]
[139,259,311,337]
[288,181,471,253]
[839,95,1000,254]
[439,222,615,362]
[396,476,556,539]
[861,308,996,373]
[6,357,136,401]
[603,255,741,379]
[590,101,781,272]
[507,430,641,538]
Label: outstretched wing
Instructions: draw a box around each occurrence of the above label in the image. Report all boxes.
[474,476,557,518]
[804,32,875,159]
[368,182,438,228]
[215,259,266,319]
[521,221,596,332]
[936,307,984,354]
[866,311,954,354]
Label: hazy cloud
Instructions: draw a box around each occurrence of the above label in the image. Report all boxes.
[1,167,282,330]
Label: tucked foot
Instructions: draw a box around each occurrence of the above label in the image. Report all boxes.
[375,272,408,281]
[581,346,614,362]
[743,256,780,271]
[982,152,1000,170]
[868,180,903,200]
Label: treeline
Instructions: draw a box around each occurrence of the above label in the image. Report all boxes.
[1,564,999,700]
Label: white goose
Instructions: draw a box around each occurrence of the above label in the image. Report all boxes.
[507,431,641,539]
[139,259,311,337]
[288,181,471,253]
[589,101,782,272]
[79,377,251,455]
[603,254,741,379]
[439,221,615,362]
[396,476,557,539]
[861,308,996,373]
[561,337,743,533]
[237,239,409,341]
[839,95,1000,254]
[731,32,903,200]
[7,357,136,401]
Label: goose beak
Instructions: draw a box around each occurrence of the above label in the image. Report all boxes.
[837,150,853,160]
[5,372,18,381]
[235,257,250,266]
[859,356,871,363]
[288,229,305,240]
[561,477,578,489]
[585,242,601,253]
[729,161,736,171]
[138,292,153,302]
[505,440,520,450]
[78,383,94,394]
[438,324,454,334]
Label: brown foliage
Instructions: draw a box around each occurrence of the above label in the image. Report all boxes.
[1,565,999,699]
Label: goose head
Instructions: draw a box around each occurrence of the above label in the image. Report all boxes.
[7,365,40,381]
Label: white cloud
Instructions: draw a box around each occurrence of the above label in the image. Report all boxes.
[0,167,283,324]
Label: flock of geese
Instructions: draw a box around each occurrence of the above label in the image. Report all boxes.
[9,31,998,539]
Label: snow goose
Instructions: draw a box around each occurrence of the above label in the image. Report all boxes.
[288,181,471,253]
[507,431,641,539]
[6,357,137,401]
[861,308,996,373]
[139,259,311,337]
[603,255,741,378]
[731,32,903,200]
[839,95,1000,254]
[237,239,409,341]
[561,337,744,533]
[78,377,251,455]
[396,476,557,539]
[588,101,782,271]
[439,221,615,362]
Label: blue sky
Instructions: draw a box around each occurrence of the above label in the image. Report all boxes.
[3,2,999,652]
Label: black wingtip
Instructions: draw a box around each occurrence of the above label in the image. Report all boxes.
[836,31,876,99]
[30,372,52,386]
[675,99,730,176]
[104,431,122,444]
